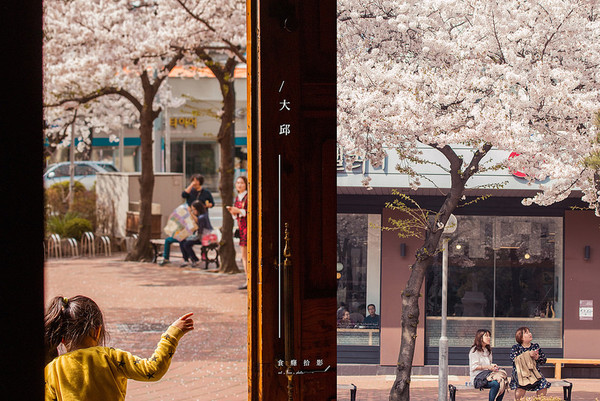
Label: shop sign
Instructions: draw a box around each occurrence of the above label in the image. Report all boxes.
[579,300,593,321]
[169,117,197,128]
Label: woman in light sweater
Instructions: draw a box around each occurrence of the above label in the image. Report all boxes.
[469,329,506,401]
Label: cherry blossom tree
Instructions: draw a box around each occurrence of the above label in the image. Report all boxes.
[174,0,246,274]
[44,0,246,266]
[338,1,599,399]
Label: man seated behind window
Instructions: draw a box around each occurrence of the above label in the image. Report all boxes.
[363,304,380,328]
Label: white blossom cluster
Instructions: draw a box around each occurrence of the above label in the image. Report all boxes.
[43,0,246,149]
[338,0,600,212]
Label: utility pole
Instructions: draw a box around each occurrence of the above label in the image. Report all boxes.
[438,214,457,401]
[68,107,78,210]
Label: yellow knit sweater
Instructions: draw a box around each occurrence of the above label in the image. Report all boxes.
[45,325,183,401]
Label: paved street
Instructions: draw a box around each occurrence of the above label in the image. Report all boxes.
[45,254,248,401]
[45,254,600,400]
[336,375,600,401]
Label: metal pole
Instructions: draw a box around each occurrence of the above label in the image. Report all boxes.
[438,237,448,401]
[119,127,124,171]
[68,108,78,210]
[492,248,497,347]
[182,140,186,180]
[152,122,158,173]
[165,107,171,172]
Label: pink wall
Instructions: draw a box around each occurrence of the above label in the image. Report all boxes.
[380,208,425,366]
[564,210,600,358]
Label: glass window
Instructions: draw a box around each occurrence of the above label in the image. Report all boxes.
[170,141,218,191]
[91,147,138,172]
[98,163,118,172]
[425,216,563,348]
[170,141,184,173]
[337,213,381,347]
[75,164,96,176]
[235,145,247,172]
[52,165,70,177]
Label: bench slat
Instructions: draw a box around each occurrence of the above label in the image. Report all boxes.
[546,358,600,379]
[150,238,219,268]
[547,358,600,364]
[449,380,572,401]
[337,384,357,401]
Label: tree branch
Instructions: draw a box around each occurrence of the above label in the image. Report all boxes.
[431,143,463,186]
[540,9,574,62]
[44,87,143,112]
[174,0,246,64]
[462,143,493,183]
[491,11,506,64]
[151,49,185,93]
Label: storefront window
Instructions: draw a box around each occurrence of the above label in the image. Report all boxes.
[337,214,381,347]
[426,216,563,348]
[48,146,138,172]
[170,141,217,191]
[91,147,138,172]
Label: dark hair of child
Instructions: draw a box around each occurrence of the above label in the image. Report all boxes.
[44,295,106,364]
[190,200,206,215]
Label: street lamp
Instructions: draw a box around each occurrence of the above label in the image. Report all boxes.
[438,214,457,401]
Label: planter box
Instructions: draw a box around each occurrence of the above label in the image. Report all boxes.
[125,211,162,239]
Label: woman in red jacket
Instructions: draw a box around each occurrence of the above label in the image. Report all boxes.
[227,176,248,289]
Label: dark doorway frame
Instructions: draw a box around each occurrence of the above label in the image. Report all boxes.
[5,1,337,398]
[1,2,45,396]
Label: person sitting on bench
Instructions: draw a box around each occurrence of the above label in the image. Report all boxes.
[469,329,507,401]
[509,326,551,400]
[159,201,211,267]
[179,200,212,268]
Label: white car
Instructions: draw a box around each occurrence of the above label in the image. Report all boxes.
[44,161,119,190]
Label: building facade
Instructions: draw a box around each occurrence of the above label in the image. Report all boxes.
[46,65,248,193]
[336,145,600,376]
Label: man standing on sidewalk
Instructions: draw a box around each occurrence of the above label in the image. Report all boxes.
[182,174,214,214]
[181,174,215,265]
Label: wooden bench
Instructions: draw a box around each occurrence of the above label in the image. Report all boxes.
[150,239,219,269]
[449,380,573,401]
[337,383,357,401]
[546,358,600,380]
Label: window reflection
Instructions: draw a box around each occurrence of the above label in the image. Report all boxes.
[426,216,563,348]
[170,141,218,191]
[337,214,380,347]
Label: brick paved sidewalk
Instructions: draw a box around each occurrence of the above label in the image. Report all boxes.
[45,255,600,400]
[45,254,248,401]
[337,375,600,400]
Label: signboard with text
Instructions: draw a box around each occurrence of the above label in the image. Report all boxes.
[579,300,593,321]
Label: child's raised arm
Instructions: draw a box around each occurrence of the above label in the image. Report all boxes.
[172,312,194,335]
[105,312,195,383]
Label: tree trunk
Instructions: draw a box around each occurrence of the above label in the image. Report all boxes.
[126,101,156,261]
[389,144,491,400]
[389,233,440,401]
[215,61,239,274]
[48,54,183,263]
[594,171,600,216]
[389,194,465,400]
[197,51,240,274]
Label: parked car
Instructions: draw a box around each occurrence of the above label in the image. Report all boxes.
[44,161,119,190]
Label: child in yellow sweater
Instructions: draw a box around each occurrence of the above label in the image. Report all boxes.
[44,295,194,401]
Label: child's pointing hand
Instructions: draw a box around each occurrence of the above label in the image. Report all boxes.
[173,312,195,334]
